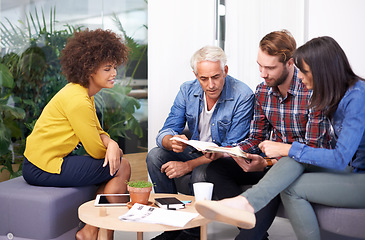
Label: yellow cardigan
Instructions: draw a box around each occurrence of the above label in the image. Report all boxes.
[24,83,109,174]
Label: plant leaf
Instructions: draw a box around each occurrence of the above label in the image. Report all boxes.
[0,64,14,88]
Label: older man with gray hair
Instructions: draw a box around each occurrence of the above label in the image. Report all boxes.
[146,45,254,240]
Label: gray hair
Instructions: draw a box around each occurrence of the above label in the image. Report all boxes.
[190,46,227,74]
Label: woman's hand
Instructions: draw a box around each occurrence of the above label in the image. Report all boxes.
[104,140,122,176]
[100,135,122,176]
[258,140,291,158]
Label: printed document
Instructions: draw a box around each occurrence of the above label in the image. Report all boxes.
[170,136,248,158]
[119,203,198,227]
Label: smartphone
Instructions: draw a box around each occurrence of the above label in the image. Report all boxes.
[94,194,130,207]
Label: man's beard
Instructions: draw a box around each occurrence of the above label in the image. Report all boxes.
[266,66,289,87]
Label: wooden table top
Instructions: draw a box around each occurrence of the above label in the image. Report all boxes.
[78,193,210,232]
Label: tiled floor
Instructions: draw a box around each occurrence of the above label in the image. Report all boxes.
[114,216,297,240]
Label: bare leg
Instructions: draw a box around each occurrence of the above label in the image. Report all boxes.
[76,225,99,240]
[103,157,131,194]
[76,158,131,240]
[102,158,131,240]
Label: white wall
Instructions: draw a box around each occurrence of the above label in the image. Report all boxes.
[148,0,365,150]
[306,0,365,78]
[224,0,305,91]
[148,0,216,150]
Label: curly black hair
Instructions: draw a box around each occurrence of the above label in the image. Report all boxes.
[60,29,129,87]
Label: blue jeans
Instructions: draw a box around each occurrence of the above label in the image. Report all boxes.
[242,157,365,240]
[146,146,206,194]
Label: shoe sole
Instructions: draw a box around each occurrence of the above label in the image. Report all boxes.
[195,200,256,229]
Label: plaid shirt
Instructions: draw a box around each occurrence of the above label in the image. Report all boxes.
[238,68,330,153]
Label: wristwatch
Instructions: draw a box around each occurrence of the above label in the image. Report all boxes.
[265,157,274,166]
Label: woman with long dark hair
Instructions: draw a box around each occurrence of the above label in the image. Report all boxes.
[195,36,365,240]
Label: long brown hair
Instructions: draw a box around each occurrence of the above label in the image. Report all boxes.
[293,36,364,117]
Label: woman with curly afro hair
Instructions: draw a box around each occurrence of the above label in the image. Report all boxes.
[23,29,131,240]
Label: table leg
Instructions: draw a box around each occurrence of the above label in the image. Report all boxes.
[200,224,207,240]
[137,231,143,240]
[98,228,108,240]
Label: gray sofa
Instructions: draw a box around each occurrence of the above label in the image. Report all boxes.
[0,176,97,240]
[174,174,365,240]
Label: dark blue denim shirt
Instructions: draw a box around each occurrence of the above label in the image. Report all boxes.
[156,75,254,148]
[289,80,365,172]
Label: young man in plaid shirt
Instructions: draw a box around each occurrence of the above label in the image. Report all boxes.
[205,30,330,240]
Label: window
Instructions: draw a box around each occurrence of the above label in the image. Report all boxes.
[0,0,148,171]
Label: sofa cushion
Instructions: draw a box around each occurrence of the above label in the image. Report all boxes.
[314,204,365,239]
[0,176,97,240]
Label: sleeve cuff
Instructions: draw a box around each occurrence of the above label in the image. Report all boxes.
[288,141,305,161]
[156,129,178,149]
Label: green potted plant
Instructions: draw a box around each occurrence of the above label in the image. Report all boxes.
[126,180,153,207]
[93,13,147,150]
[111,12,147,82]
[0,7,145,174]
[94,84,143,142]
[0,8,79,180]
[0,63,25,181]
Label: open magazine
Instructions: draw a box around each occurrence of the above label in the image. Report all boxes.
[170,136,248,158]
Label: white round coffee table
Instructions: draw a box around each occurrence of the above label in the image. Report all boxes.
[78,193,210,240]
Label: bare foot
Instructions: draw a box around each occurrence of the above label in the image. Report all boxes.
[76,224,98,240]
[220,195,255,213]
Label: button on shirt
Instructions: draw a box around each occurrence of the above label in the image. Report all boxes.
[238,68,331,154]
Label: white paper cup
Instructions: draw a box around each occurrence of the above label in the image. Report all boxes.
[193,182,214,201]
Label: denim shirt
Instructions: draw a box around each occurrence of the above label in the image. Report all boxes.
[289,80,365,172]
[156,75,254,148]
